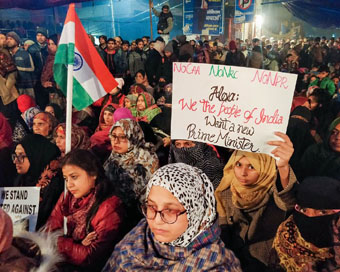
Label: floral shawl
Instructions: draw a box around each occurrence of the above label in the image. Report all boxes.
[269,215,334,272]
[104,119,159,202]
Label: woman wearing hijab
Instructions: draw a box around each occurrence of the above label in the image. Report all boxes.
[215,132,297,271]
[104,119,159,201]
[169,140,224,189]
[103,163,242,272]
[299,117,340,180]
[0,113,16,187]
[46,149,124,271]
[12,106,41,144]
[131,92,171,136]
[269,176,340,272]
[54,123,90,157]
[13,134,63,229]
[90,104,117,160]
[32,111,58,141]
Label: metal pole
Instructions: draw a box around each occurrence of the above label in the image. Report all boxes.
[110,0,116,37]
[149,0,153,40]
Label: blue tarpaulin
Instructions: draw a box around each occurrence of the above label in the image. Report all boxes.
[282,0,340,28]
[0,0,91,10]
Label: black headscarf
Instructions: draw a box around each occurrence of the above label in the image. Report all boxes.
[16,134,60,186]
[168,141,224,189]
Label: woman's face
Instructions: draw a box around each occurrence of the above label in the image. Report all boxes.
[137,95,146,111]
[234,156,260,186]
[63,164,96,198]
[103,110,114,126]
[329,123,340,153]
[135,73,145,84]
[45,106,55,116]
[47,39,57,54]
[147,186,188,243]
[175,140,195,148]
[295,205,340,217]
[13,144,30,174]
[110,126,129,154]
[33,115,51,137]
[124,98,131,108]
[55,131,66,154]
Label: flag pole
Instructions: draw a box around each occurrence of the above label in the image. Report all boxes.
[63,4,75,236]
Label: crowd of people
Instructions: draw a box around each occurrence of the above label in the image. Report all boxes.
[1,23,340,271]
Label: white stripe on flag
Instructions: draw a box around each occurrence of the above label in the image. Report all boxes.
[59,21,75,45]
[73,47,107,102]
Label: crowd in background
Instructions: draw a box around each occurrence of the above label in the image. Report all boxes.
[1,25,340,272]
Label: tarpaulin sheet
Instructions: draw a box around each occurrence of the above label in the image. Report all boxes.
[0,0,92,10]
[283,0,340,28]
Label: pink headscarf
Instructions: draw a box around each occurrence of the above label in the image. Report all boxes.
[113,108,136,122]
[0,208,13,253]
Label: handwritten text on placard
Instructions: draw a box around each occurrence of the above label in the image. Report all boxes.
[171,63,297,155]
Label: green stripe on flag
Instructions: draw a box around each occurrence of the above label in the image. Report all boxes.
[54,43,94,110]
[55,43,75,65]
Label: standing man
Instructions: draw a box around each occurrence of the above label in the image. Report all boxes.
[6,32,36,99]
[151,2,173,44]
[36,27,48,64]
[0,32,19,126]
[129,38,147,78]
[106,38,116,76]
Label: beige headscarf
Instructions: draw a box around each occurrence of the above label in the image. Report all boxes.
[215,151,276,217]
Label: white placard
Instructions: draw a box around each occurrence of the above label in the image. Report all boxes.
[171,62,297,155]
[0,187,40,231]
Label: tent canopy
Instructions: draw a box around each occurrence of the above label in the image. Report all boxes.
[0,0,91,10]
[281,0,340,28]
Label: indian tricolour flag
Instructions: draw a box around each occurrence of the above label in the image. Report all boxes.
[54,3,117,110]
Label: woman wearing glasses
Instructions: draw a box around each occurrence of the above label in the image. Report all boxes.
[12,134,63,229]
[104,118,159,230]
[102,163,242,272]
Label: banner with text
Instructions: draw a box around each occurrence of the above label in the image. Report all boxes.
[171,63,297,155]
[183,0,224,36]
[0,187,40,232]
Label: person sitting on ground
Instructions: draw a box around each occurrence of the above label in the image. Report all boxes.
[169,139,225,189]
[215,132,297,271]
[32,111,58,141]
[90,104,116,160]
[13,134,63,229]
[104,118,159,205]
[45,149,124,272]
[299,117,340,180]
[102,163,242,272]
[269,176,340,272]
[54,123,90,158]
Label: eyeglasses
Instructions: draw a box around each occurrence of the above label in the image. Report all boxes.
[110,134,128,143]
[141,204,186,224]
[11,154,27,163]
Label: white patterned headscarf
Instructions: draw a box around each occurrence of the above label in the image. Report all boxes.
[146,163,216,247]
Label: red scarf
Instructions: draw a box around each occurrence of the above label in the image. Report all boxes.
[61,189,96,241]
